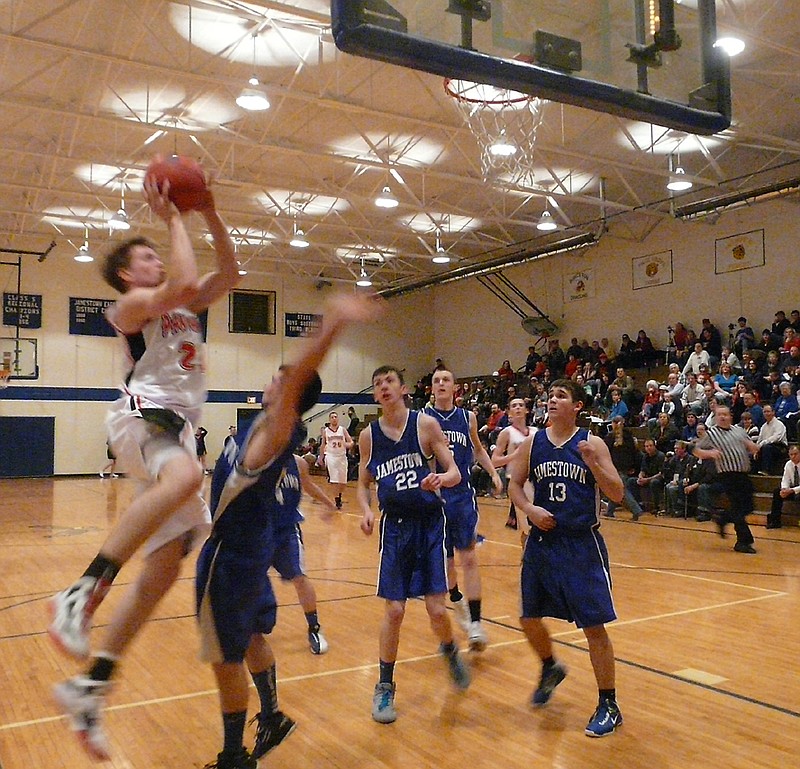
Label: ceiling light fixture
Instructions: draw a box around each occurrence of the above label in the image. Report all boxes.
[667,151,693,191]
[488,130,517,158]
[236,33,270,111]
[714,37,745,57]
[536,197,559,231]
[75,228,94,263]
[290,227,309,248]
[374,184,398,209]
[108,183,130,231]
[432,231,451,264]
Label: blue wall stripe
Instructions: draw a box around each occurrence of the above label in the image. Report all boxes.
[0,386,375,405]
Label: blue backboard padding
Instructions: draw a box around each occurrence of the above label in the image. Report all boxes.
[331,1,730,135]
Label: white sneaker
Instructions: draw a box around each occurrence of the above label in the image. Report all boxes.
[308,626,329,655]
[49,576,109,659]
[467,620,488,652]
[452,598,471,634]
[53,676,112,761]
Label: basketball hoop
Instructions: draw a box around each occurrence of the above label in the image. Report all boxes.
[0,370,11,389]
[444,78,545,185]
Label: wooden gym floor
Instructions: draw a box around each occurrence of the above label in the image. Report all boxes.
[0,476,798,768]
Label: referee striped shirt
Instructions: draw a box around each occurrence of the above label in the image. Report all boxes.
[696,424,752,473]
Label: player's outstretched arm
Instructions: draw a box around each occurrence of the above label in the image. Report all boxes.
[469,411,502,495]
[190,187,241,312]
[243,293,383,471]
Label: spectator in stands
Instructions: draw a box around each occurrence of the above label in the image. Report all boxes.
[479,403,504,442]
[524,345,541,375]
[640,379,661,422]
[721,346,742,374]
[600,338,615,365]
[732,317,755,358]
[773,381,800,441]
[772,311,790,338]
[683,342,711,377]
[762,369,784,404]
[755,404,788,474]
[682,411,699,443]
[603,416,643,520]
[347,406,360,436]
[663,441,695,517]
[739,411,760,443]
[781,345,800,374]
[672,322,689,362]
[791,310,800,334]
[754,329,780,358]
[713,362,738,395]
[653,390,682,427]
[664,370,684,399]
[609,389,629,423]
[766,444,800,529]
[781,328,799,354]
[546,339,566,377]
[566,338,583,361]
[613,367,636,405]
[731,381,750,424]
[497,359,515,388]
[685,446,718,522]
[681,371,705,415]
[742,390,764,430]
[684,328,698,355]
[589,340,604,364]
[700,318,723,364]
[742,358,763,391]
[650,412,680,454]
[634,439,666,515]
[564,353,581,379]
[618,334,637,368]
[635,329,661,368]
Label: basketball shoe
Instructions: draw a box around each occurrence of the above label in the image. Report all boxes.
[250,711,297,759]
[585,699,623,737]
[308,625,329,655]
[531,660,567,706]
[53,676,112,761]
[49,575,110,659]
[467,620,488,652]
[203,747,257,769]
[440,644,471,690]
[372,682,397,724]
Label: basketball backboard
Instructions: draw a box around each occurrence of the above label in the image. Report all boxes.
[331,0,730,135]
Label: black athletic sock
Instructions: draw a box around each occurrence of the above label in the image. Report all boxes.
[82,554,121,584]
[87,654,117,683]
[542,656,556,670]
[222,710,248,755]
[251,665,279,715]
[440,641,457,657]
[449,585,463,603]
[304,611,319,630]
[379,660,395,684]
[599,688,617,703]
[468,599,481,623]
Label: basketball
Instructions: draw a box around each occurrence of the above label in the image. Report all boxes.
[145,154,208,212]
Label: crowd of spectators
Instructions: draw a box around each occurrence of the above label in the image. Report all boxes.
[418,311,800,517]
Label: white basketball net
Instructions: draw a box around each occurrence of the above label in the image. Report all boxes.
[444,79,545,186]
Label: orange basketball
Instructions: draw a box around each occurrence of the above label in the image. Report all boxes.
[145,154,208,212]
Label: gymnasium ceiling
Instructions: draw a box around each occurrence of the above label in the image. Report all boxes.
[0,1,798,295]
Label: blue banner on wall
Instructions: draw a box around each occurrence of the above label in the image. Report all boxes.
[69,297,116,337]
[284,312,323,338]
[3,292,42,329]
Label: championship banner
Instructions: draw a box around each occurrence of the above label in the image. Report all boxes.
[69,297,116,337]
[632,250,673,290]
[564,268,595,302]
[285,312,323,338]
[714,229,765,274]
[3,292,42,328]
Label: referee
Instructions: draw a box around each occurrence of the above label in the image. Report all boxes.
[693,404,759,553]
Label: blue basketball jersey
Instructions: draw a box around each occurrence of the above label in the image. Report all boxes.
[527,427,600,531]
[367,410,442,518]
[209,415,304,553]
[423,404,473,489]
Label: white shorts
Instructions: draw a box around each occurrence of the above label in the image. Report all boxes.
[106,396,211,556]
[325,453,348,484]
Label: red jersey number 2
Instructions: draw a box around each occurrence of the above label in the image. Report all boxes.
[179,341,203,372]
